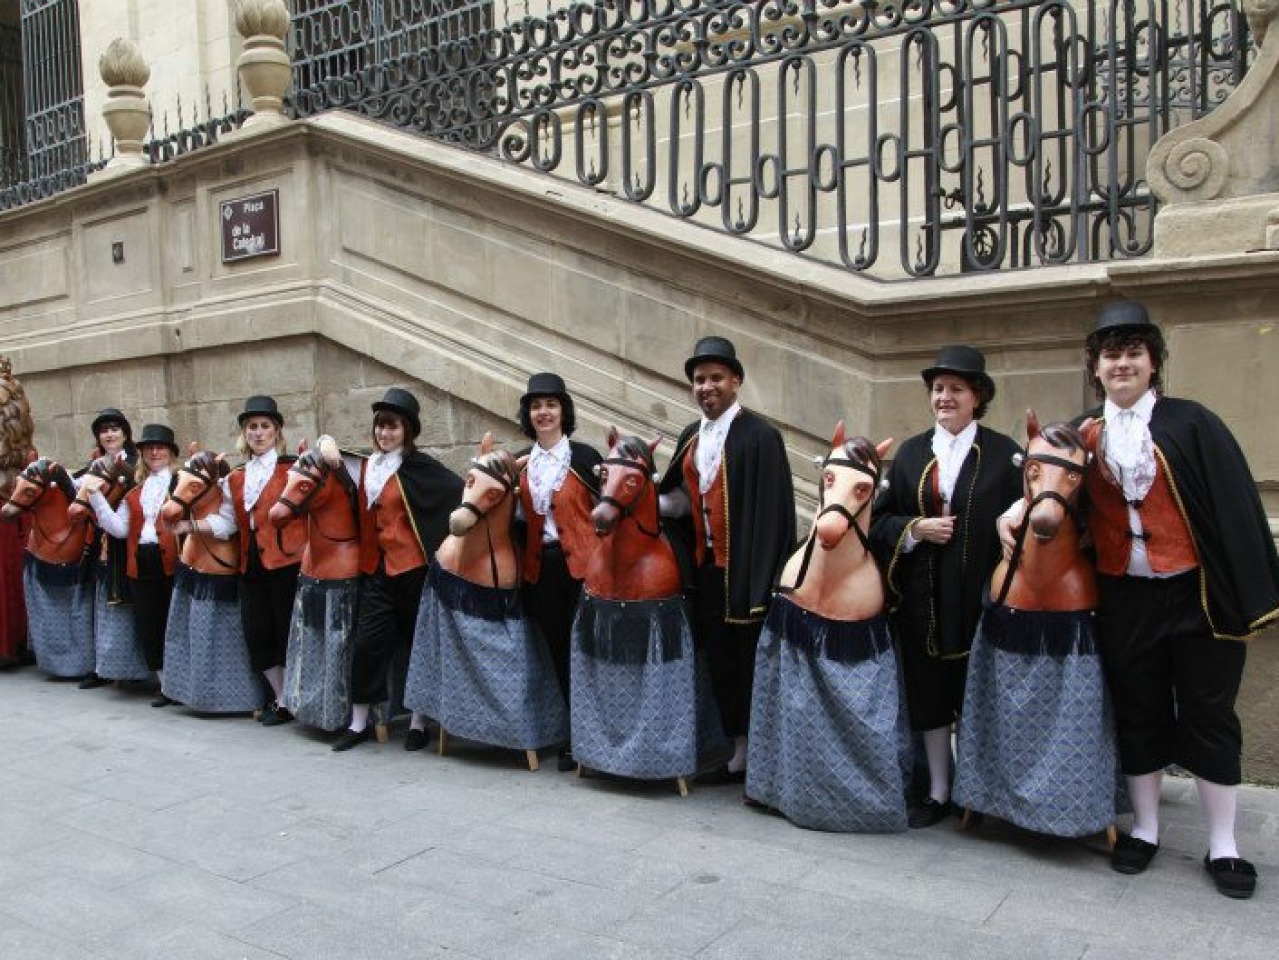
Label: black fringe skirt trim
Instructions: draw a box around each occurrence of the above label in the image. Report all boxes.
[982,604,1097,658]
[575,592,689,664]
[428,562,520,623]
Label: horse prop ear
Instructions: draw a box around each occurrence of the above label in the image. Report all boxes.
[480,431,494,455]
[875,437,894,459]
[831,420,846,449]
[1025,408,1041,441]
[214,453,230,478]
[606,426,620,450]
[647,435,663,456]
[25,449,38,465]
[186,441,201,456]
[515,454,530,472]
[297,438,309,455]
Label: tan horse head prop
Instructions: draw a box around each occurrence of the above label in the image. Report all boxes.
[777,422,892,622]
[1,457,86,564]
[68,453,136,524]
[160,449,239,575]
[990,412,1096,612]
[267,435,360,581]
[436,433,527,588]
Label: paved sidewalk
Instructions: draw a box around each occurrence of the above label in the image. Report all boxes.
[1,669,1277,960]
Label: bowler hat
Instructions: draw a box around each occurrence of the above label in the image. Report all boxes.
[136,423,179,456]
[238,395,284,428]
[921,345,996,400]
[1092,300,1158,336]
[372,387,421,439]
[684,336,745,382]
[520,372,572,406]
[90,408,133,441]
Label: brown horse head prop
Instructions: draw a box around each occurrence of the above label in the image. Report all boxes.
[990,412,1097,612]
[68,453,136,523]
[1,457,86,564]
[268,436,360,580]
[778,422,892,622]
[435,433,526,588]
[583,427,681,601]
[161,450,239,575]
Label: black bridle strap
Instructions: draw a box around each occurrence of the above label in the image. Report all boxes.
[172,466,237,572]
[781,454,878,595]
[1026,452,1086,475]
[598,457,661,538]
[994,457,1086,607]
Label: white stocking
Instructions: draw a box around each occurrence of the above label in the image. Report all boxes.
[409,711,428,732]
[263,665,284,700]
[1127,771,1163,845]
[349,702,370,733]
[922,726,952,803]
[1195,778,1239,860]
[727,736,748,773]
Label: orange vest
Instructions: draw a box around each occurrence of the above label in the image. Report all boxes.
[124,485,178,578]
[228,464,306,572]
[358,469,427,577]
[1083,423,1198,577]
[520,470,597,583]
[683,440,729,569]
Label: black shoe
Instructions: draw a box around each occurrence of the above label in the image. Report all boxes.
[331,727,372,752]
[260,702,294,727]
[150,693,175,708]
[1111,834,1159,875]
[702,766,747,785]
[1204,853,1256,899]
[556,748,575,772]
[908,797,952,829]
[404,728,430,752]
[78,673,110,690]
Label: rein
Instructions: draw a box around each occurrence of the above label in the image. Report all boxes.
[994,450,1086,608]
[781,454,878,595]
[597,454,662,539]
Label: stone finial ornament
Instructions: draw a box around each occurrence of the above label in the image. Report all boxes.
[232,0,292,131]
[96,38,152,172]
[0,357,36,499]
[1146,0,1279,255]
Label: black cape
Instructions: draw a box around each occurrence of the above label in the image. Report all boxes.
[659,408,796,624]
[1084,397,1279,640]
[871,425,1022,658]
[395,450,464,560]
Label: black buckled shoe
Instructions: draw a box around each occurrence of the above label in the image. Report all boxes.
[556,748,575,772]
[908,797,952,829]
[150,693,175,708]
[1111,834,1159,875]
[78,673,110,690]
[404,728,430,752]
[1204,854,1257,899]
[331,727,372,752]
[260,702,294,727]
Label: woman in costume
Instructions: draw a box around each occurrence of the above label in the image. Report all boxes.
[332,388,461,752]
[871,345,1021,828]
[76,408,139,689]
[227,396,305,725]
[515,373,601,771]
[87,424,181,705]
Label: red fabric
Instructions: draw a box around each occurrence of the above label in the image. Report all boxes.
[682,440,728,569]
[0,515,30,658]
[359,471,427,577]
[519,472,598,583]
[228,465,306,572]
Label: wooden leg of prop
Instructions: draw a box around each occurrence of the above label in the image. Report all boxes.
[374,723,389,744]
[438,727,448,756]
[526,750,539,772]
[676,777,689,798]
[1106,825,1117,850]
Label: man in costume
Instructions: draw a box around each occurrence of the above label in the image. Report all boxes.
[659,336,796,779]
[1071,301,1278,898]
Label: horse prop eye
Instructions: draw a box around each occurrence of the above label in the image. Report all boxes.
[592,464,601,477]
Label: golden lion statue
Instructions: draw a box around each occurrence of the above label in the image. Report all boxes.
[0,356,35,500]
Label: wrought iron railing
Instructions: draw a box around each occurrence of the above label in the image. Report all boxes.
[291,0,1255,278]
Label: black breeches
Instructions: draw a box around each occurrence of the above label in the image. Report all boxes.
[692,562,762,739]
[350,564,427,706]
[239,551,301,674]
[521,542,580,708]
[131,545,171,672]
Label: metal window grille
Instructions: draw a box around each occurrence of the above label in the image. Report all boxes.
[19,0,85,180]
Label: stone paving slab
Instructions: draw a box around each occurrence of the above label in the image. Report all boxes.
[2,667,1278,960]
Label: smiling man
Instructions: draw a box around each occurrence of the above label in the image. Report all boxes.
[1077,300,1279,899]
[659,336,796,780]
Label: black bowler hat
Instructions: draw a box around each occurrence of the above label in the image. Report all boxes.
[521,372,572,406]
[921,345,996,400]
[238,395,284,428]
[136,423,179,456]
[684,336,745,382]
[1092,300,1158,336]
[372,387,421,439]
[90,407,133,440]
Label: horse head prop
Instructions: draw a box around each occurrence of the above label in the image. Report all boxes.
[1,457,85,564]
[68,453,136,524]
[584,427,681,601]
[267,435,360,580]
[160,449,239,574]
[778,422,892,621]
[990,412,1096,612]
[436,433,526,588]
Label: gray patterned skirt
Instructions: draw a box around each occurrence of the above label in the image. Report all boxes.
[405,563,569,751]
[282,575,358,731]
[747,597,911,833]
[570,591,714,781]
[94,562,149,681]
[953,605,1120,837]
[162,565,258,713]
[23,553,95,678]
